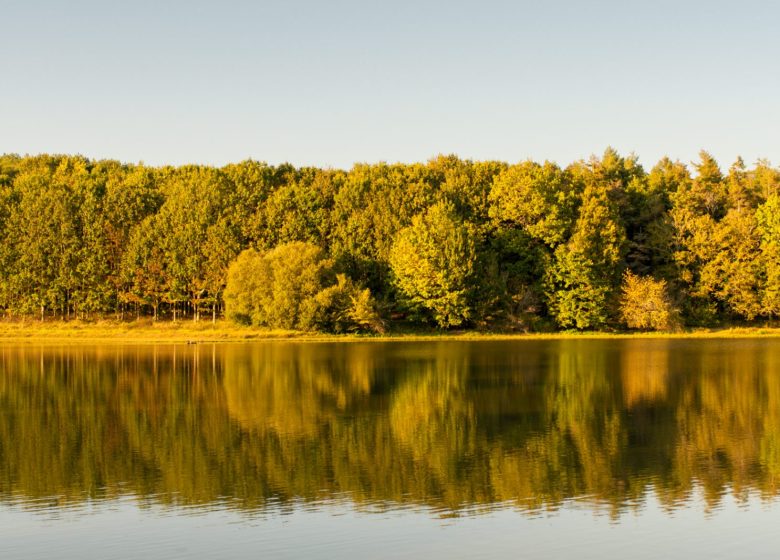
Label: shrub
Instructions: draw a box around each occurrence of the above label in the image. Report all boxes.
[306,274,385,333]
[619,271,680,331]
[224,242,382,332]
[224,242,332,330]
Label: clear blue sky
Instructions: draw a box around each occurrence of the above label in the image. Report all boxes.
[2,0,778,170]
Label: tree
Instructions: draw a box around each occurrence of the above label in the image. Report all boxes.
[121,220,170,320]
[619,272,680,330]
[757,195,780,318]
[149,166,234,319]
[1,155,82,318]
[329,162,437,297]
[699,209,763,321]
[667,153,725,324]
[488,160,577,247]
[672,151,725,219]
[224,242,333,330]
[544,185,626,329]
[198,217,241,322]
[389,202,477,327]
[750,159,780,202]
[105,164,163,316]
[224,242,381,332]
[545,246,612,329]
[630,158,691,281]
[0,155,19,313]
[725,157,758,212]
[429,154,506,225]
[485,228,547,328]
[261,168,340,249]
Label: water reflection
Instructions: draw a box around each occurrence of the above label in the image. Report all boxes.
[1,339,779,517]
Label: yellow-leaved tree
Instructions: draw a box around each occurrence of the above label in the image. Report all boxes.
[619,271,680,331]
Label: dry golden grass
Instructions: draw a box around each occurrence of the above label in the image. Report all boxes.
[1,319,780,345]
[0,319,310,344]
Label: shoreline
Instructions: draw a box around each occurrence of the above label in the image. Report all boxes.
[1,320,780,344]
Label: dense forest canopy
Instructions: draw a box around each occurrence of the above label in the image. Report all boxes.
[0,149,778,331]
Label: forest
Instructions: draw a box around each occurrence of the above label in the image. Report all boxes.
[0,149,778,332]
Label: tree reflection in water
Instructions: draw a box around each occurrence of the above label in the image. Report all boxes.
[1,339,779,517]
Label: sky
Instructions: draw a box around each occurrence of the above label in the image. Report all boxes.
[2,0,779,170]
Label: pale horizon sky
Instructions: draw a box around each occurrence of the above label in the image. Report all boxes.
[2,0,779,171]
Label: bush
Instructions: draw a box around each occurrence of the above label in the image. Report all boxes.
[224,242,332,330]
[224,242,383,332]
[306,274,385,333]
[619,271,681,331]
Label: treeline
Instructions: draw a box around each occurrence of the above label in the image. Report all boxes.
[0,150,779,330]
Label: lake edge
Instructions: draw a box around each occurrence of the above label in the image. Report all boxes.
[1,321,780,345]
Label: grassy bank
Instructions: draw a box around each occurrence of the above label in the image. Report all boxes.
[1,319,780,344]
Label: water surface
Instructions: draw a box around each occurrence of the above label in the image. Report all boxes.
[1,339,779,558]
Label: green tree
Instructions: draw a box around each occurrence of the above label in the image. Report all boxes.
[757,195,780,317]
[545,247,611,329]
[330,162,436,295]
[672,150,726,219]
[0,151,778,329]
[699,209,763,320]
[221,160,293,246]
[389,202,478,327]
[633,158,691,282]
[725,157,758,212]
[150,166,235,319]
[0,155,20,312]
[121,220,170,319]
[544,186,626,329]
[261,168,340,249]
[1,156,81,318]
[429,155,506,225]
[224,242,333,330]
[750,159,780,202]
[106,165,163,316]
[667,152,725,323]
[198,217,242,321]
[485,228,547,328]
[488,160,577,247]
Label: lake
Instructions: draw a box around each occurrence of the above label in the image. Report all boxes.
[1,339,780,559]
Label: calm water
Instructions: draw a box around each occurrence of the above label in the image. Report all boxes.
[2,339,780,559]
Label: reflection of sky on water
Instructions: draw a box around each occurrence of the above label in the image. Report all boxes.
[2,488,779,560]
